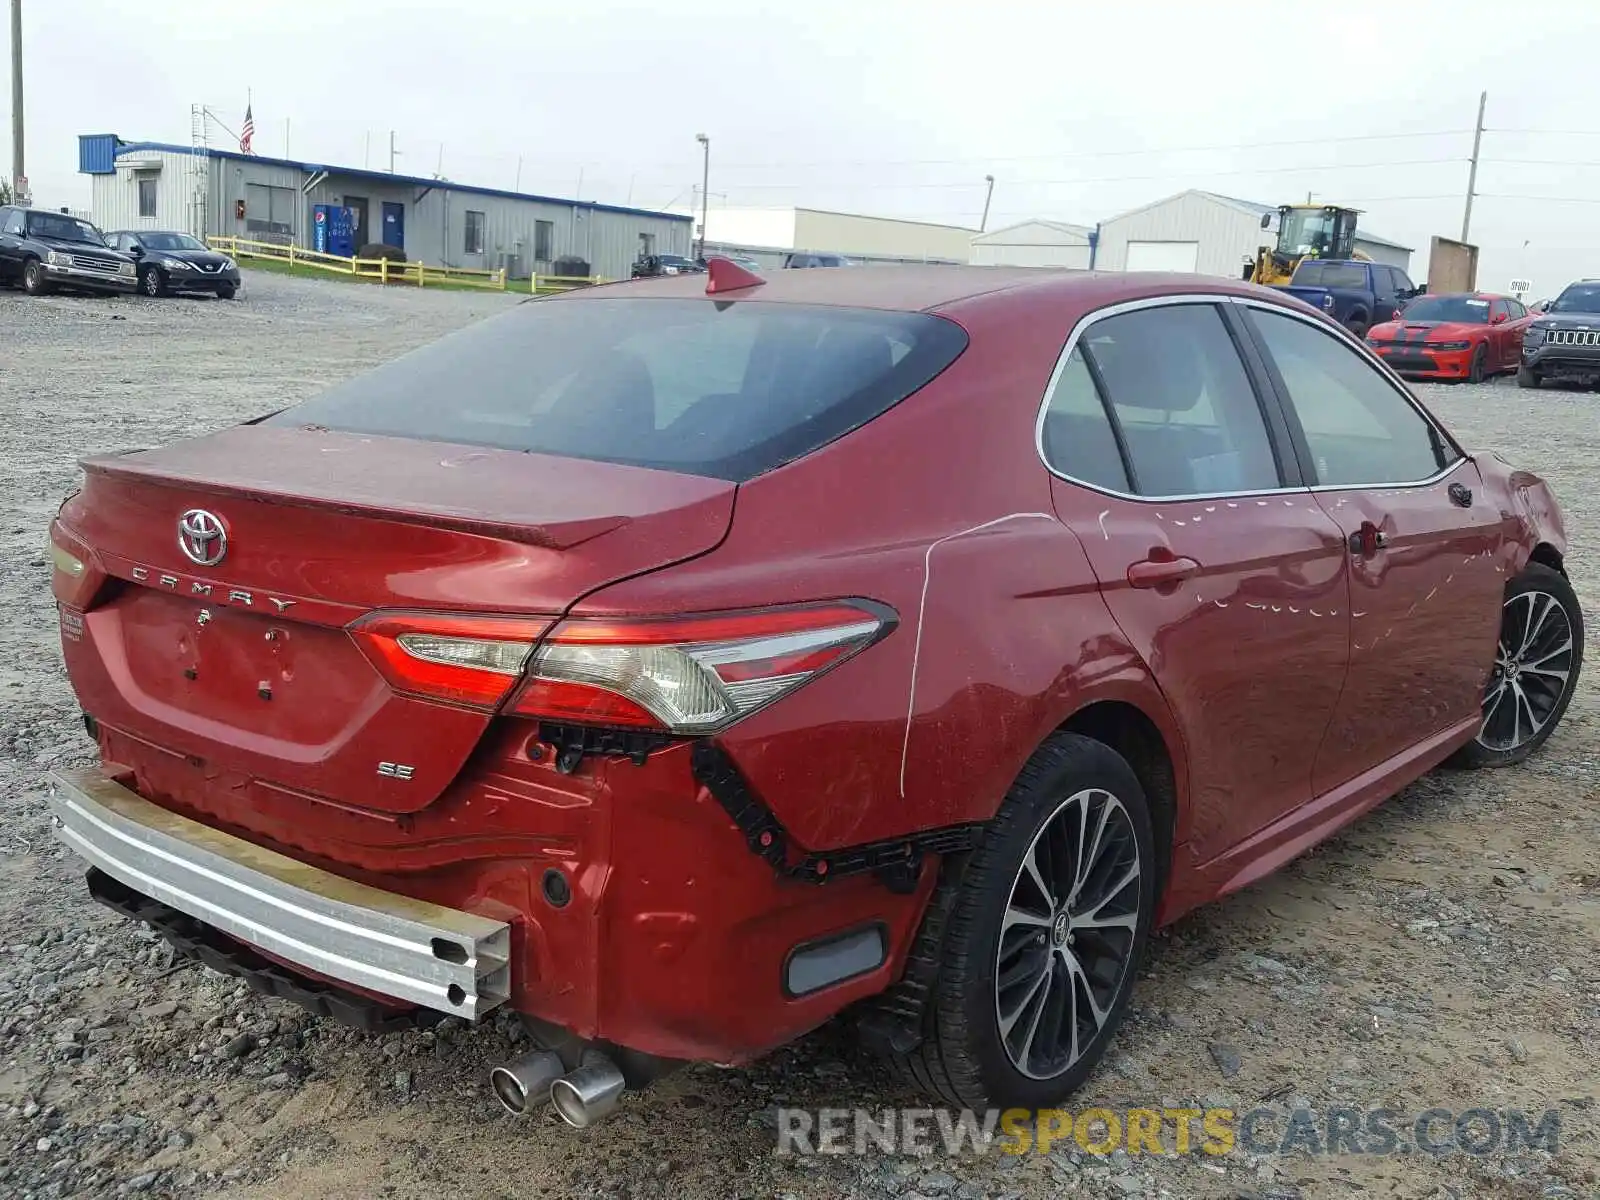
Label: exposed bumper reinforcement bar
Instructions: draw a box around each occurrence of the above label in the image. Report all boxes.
[47,768,511,1020]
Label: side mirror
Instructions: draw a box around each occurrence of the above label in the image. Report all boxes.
[1490,312,1508,325]
[1260,213,1272,230]
[128,245,144,258]
[1414,284,1427,295]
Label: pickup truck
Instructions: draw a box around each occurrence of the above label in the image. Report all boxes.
[1273,259,1424,336]
[0,205,139,295]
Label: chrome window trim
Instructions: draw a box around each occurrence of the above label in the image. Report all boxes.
[1033,291,1467,503]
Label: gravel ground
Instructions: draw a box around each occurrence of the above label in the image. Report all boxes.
[1,273,1597,1200]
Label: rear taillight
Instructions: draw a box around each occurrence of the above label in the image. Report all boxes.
[49,521,103,609]
[508,601,894,734]
[350,612,555,710]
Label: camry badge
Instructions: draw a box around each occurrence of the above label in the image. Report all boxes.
[178,509,227,567]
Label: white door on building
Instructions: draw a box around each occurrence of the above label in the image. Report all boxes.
[1124,241,1200,272]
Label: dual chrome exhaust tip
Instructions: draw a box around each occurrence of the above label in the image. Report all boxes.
[491,1049,627,1128]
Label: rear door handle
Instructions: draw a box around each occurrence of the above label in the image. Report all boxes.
[1127,556,1201,589]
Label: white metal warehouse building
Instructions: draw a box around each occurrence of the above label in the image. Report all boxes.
[689,205,975,268]
[77,133,692,281]
[969,219,1095,269]
[1093,189,1412,278]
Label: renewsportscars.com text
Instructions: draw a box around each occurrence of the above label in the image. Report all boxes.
[776,1105,1562,1159]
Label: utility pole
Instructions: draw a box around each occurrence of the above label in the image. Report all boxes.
[10,0,24,202]
[980,174,995,232]
[1462,90,1487,243]
[695,133,710,260]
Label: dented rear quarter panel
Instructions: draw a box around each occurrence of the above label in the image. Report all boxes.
[577,283,1191,853]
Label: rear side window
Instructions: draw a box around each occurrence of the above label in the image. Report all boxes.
[1075,305,1281,497]
[269,298,967,482]
[1040,348,1130,492]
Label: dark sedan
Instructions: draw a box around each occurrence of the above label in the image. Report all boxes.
[107,231,241,299]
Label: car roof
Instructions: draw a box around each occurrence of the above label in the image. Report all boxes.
[559,264,1287,315]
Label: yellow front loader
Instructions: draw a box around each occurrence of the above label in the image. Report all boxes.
[1244,204,1368,286]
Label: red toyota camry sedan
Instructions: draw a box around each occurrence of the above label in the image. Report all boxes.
[47,262,1582,1120]
[1366,291,1535,381]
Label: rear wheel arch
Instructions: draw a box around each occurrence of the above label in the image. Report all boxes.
[1056,700,1179,903]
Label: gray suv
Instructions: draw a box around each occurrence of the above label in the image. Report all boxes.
[1520,280,1600,388]
[0,207,138,295]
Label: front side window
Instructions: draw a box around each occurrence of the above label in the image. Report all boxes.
[1039,347,1131,493]
[1075,304,1281,497]
[1249,308,1451,487]
[464,210,485,255]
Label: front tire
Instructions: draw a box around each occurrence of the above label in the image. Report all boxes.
[894,734,1155,1109]
[1450,562,1583,768]
[1468,343,1487,384]
[1517,365,1540,389]
[216,282,237,300]
[22,258,49,295]
[139,267,165,298]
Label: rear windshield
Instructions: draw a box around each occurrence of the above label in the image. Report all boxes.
[1292,262,1368,289]
[266,298,967,481]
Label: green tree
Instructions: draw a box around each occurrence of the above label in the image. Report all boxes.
[0,178,11,206]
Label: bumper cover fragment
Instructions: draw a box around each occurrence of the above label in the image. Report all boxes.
[47,768,511,1019]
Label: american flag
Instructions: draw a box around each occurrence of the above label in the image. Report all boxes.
[239,103,255,154]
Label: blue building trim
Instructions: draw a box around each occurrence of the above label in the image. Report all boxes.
[84,135,690,224]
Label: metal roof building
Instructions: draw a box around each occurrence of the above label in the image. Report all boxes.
[1094,189,1413,277]
[969,219,1096,269]
[77,133,692,281]
[685,205,974,269]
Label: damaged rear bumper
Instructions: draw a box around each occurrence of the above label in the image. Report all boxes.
[47,768,511,1020]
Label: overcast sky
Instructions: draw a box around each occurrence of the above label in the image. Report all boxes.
[8,0,1600,294]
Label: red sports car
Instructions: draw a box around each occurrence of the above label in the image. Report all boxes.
[1366,291,1535,381]
[47,262,1583,1120]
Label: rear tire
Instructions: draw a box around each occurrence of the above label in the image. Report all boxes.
[891,733,1155,1109]
[1517,365,1540,389]
[1449,562,1583,769]
[1468,343,1487,384]
[22,258,48,295]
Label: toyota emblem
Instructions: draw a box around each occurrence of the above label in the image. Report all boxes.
[177,509,228,566]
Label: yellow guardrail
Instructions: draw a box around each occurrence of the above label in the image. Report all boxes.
[531,273,607,294]
[207,236,508,290]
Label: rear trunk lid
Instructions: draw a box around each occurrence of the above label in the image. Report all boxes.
[57,424,734,812]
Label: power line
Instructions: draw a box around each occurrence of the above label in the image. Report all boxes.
[1479,157,1600,168]
[684,129,1474,172]
[697,158,1466,193]
[1484,128,1600,137]
[1477,192,1600,205]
